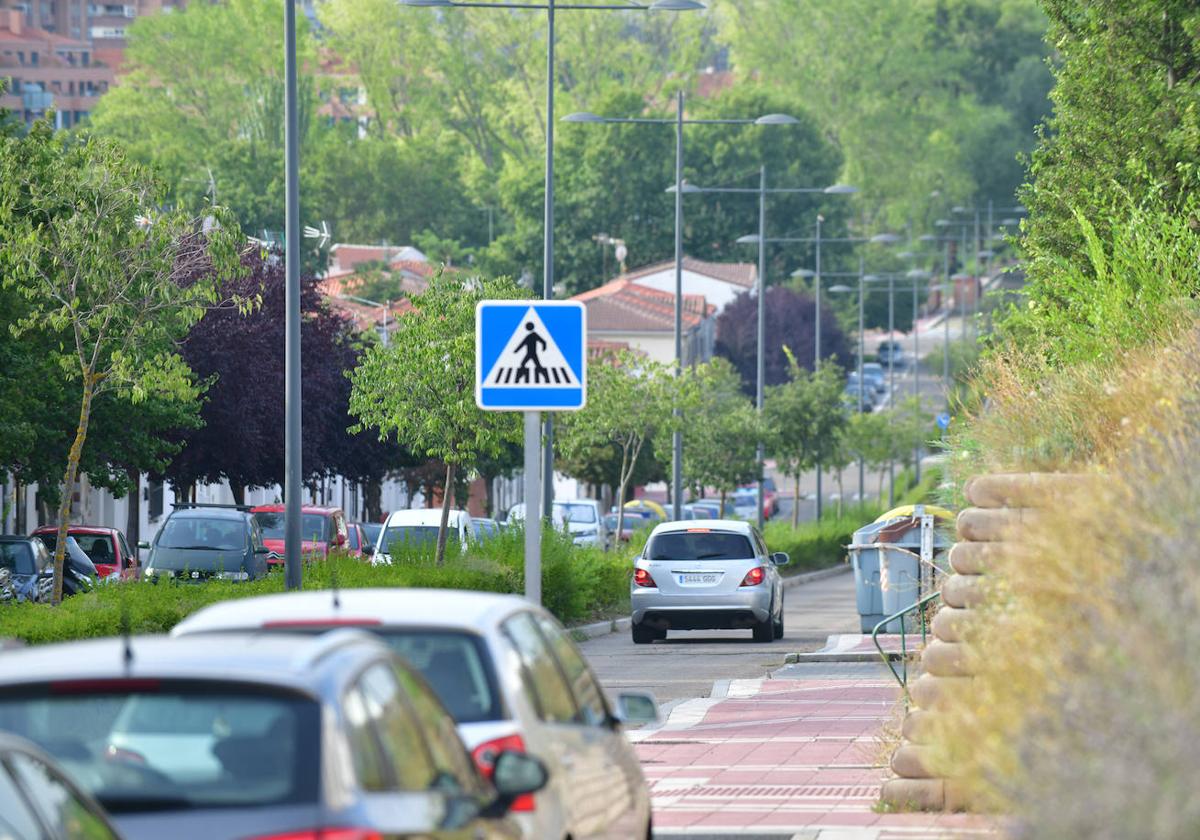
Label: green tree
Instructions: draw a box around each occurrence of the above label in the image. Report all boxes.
[556,350,686,539]
[842,410,894,503]
[0,124,243,602]
[347,272,527,565]
[763,352,848,526]
[683,359,761,509]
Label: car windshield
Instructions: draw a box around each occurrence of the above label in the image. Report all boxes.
[0,542,35,575]
[556,503,596,524]
[360,523,382,545]
[380,525,441,553]
[254,512,328,542]
[157,517,246,551]
[0,686,319,814]
[648,531,755,562]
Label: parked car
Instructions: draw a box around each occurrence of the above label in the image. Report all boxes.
[358,521,383,555]
[373,508,474,562]
[843,383,876,412]
[508,500,605,548]
[472,517,502,541]
[731,488,759,520]
[686,499,737,519]
[0,731,122,839]
[30,525,138,581]
[140,504,270,582]
[1,535,95,601]
[876,339,906,368]
[0,631,545,840]
[860,362,888,394]
[173,588,659,840]
[250,504,349,565]
[630,519,790,644]
[343,522,368,558]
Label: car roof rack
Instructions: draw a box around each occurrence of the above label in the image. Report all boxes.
[171,502,254,512]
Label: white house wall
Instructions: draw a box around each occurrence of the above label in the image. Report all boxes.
[631,269,751,315]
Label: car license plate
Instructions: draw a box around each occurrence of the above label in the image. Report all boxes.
[679,573,720,585]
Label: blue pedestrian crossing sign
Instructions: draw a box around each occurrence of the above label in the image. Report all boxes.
[476,301,587,411]
[936,412,952,430]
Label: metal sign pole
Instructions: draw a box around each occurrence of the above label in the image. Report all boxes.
[524,411,542,604]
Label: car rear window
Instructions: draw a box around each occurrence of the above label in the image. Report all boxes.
[557,503,596,524]
[380,526,440,553]
[648,531,755,562]
[0,543,35,575]
[0,684,319,814]
[254,513,329,542]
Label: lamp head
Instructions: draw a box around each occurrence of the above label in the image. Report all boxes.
[869,233,901,245]
[906,269,931,280]
[665,183,702,194]
[649,0,705,9]
[399,0,453,5]
[977,249,996,258]
[918,234,938,243]
[822,184,858,195]
[563,111,606,123]
[736,234,761,245]
[952,205,968,214]
[828,284,853,293]
[935,218,952,227]
[754,113,800,125]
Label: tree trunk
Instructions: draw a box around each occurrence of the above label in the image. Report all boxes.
[125,467,140,558]
[615,446,630,547]
[791,473,800,529]
[434,461,456,567]
[835,470,844,519]
[364,479,382,523]
[229,482,245,507]
[878,470,887,505]
[53,374,96,604]
[720,489,727,517]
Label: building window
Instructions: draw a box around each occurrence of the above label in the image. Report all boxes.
[148,481,164,520]
[29,52,38,66]
[81,52,89,66]
[16,51,24,65]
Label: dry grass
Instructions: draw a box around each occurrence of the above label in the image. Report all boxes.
[928,326,1200,838]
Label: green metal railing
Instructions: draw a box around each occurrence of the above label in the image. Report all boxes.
[872,590,942,703]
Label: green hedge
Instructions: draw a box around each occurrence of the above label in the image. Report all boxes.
[2,527,632,646]
[763,505,883,575]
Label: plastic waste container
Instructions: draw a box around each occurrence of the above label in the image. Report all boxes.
[848,504,952,633]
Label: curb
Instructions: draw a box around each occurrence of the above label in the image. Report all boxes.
[782,562,852,589]
[787,632,910,663]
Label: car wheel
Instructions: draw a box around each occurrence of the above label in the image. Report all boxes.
[654,627,668,641]
[773,603,785,640]
[632,622,657,645]
[752,612,774,643]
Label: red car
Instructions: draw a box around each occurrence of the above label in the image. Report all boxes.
[29,526,139,580]
[250,504,349,565]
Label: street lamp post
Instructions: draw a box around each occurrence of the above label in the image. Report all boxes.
[565,99,798,521]
[404,0,702,597]
[690,177,857,529]
[283,0,302,590]
[906,268,931,483]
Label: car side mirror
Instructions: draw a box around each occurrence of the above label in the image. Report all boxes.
[614,691,659,725]
[137,541,150,550]
[771,551,790,566]
[481,751,548,817]
[254,545,270,554]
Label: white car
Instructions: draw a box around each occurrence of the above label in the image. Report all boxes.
[173,589,657,840]
[373,508,473,562]
[508,500,607,548]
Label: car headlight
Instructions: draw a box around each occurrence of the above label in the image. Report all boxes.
[217,571,250,582]
[371,553,392,566]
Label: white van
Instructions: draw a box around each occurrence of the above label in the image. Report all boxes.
[372,508,473,563]
[507,499,606,548]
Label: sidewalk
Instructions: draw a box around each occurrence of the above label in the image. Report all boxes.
[633,666,994,838]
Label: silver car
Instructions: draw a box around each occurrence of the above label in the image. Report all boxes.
[631,519,790,644]
[0,632,545,840]
[173,588,659,840]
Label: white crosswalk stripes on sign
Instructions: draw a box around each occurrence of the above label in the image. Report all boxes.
[482,306,580,389]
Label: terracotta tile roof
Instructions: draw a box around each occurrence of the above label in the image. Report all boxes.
[573,277,713,333]
[323,295,413,335]
[328,243,428,274]
[605,257,757,290]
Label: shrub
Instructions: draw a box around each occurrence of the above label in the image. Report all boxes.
[2,526,631,645]
[763,505,883,575]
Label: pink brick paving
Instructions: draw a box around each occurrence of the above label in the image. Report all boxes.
[632,678,994,837]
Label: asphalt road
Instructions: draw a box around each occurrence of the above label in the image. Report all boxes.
[581,570,860,707]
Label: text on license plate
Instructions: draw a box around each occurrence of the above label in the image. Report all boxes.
[679,573,720,585]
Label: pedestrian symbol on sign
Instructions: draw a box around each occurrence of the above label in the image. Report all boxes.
[482,307,581,390]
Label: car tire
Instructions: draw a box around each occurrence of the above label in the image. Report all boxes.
[632,622,657,645]
[654,627,668,641]
[752,613,774,643]
[773,604,785,640]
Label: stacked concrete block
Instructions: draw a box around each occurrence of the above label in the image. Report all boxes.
[880,473,1076,811]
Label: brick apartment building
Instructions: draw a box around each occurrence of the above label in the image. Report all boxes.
[0,0,181,126]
